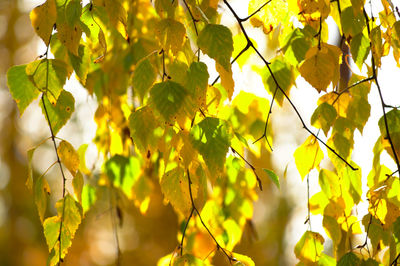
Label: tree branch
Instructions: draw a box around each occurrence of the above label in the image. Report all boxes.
[223,0,358,171]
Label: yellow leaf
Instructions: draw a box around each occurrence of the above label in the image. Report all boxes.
[57,140,80,176]
[58,24,82,56]
[30,0,57,45]
[294,135,324,179]
[156,19,186,55]
[216,63,234,100]
[294,231,325,264]
[299,43,342,92]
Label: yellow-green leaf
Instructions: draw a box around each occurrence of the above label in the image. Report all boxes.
[156,18,186,55]
[160,167,192,216]
[129,106,159,152]
[40,90,75,135]
[263,169,280,189]
[294,136,324,180]
[311,102,337,136]
[57,140,80,176]
[7,64,40,116]
[34,175,50,223]
[294,231,324,264]
[198,24,233,71]
[133,59,156,101]
[30,0,57,45]
[72,171,83,203]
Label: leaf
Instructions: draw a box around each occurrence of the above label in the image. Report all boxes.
[299,43,342,92]
[72,171,83,203]
[77,144,90,175]
[341,7,365,37]
[105,155,141,198]
[190,118,231,177]
[294,136,324,180]
[231,252,255,266]
[40,90,75,135]
[198,24,233,71]
[350,33,370,70]
[129,106,159,152]
[347,75,371,133]
[30,0,57,45]
[68,45,90,85]
[257,57,294,106]
[26,59,69,102]
[185,62,209,95]
[337,252,361,266]
[216,62,235,100]
[318,253,336,266]
[323,215,342,244]
[378,109,400,161]
[311,102,337,136]
[156,18,186,55]
[318,169,340,199]
[43,216,61,251]
[294,231,324,264]
[7,64,40,115]
[173,254,205,266]
[160,167,192,216]
[55,0,82,56]
[263,169,280,189]
[133,59,156,101]
[282,28,311,66]
[57,140,80,176]
[82,184,96,214]
[34,175,50,223]
[150,81,189,121]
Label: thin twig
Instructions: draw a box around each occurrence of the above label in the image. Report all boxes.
[240,1,271,22]
[182,0,198,36]
[332,76,374,105]
[230,147,263,190]
[363,8,400,176]
[223,0,358,171]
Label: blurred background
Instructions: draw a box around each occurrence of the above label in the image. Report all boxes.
[0,0,399,265]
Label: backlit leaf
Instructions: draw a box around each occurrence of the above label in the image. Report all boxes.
[198,24,233,71]
[7,64,40,115]
[216,62,235,100]
[43,216,60,251]
[341,7,365,37]
[34,175,50,223]
[156,19,186,55]
[231,252,255,266]
[190,118,231,177]
[30,0,57,45]
[337,252,361,266]
[150,81,189,121]
[282,28,311,66]
[311,102,337,136]
[160,167,191,216]
[133,59,156,101]
[263,169,280,189]
[299,44,342,92]
[57,140,80,176]
[350,33,370,70]
[40,90,75,135]
[72,171,83,203]
[294,231,324,264]
[129,106,159,152]
[294,136,324,180]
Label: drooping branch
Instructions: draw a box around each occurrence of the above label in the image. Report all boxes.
[223,0,358,171]
[40,36,68,265]
[363,8,400,177]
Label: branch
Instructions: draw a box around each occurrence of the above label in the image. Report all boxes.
[332,76,374,105]
[223,0,358,171]
[253,85,277,151]
[363,8,400,176]
[240,0,271,22]
[40,35,68,265]
[177,169,234,263]
[182,0,198,36]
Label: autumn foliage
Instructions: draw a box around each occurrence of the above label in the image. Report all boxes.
[6,0,400,265]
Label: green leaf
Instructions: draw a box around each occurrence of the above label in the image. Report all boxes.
[132,59,156,101]
[40,90,75,135]
[173,254,205,266]
[160,167,191,216]
[155,0,178,18]
[318,253,336,266]
[378,109,400,136]
[263,169,280,189]
[150,81,189,121]
[26,59,69,102]
[198,24,233,71]
[347,75,371,133]
[337,252,361,266]
[257,57,294,106]
[82,184,96,214]
[282,28,311,66]
[65,0,82,27]
[185,62,209,93]
[105,155,141,198]
[43,216,61,251]
[294,136,324,180]
[350,33,370,70]
[26,148,36,189]
[34,175,50,223]
[311,102,337,136]
[7,64,40,115]
[129,106,159,152]
[156,18,186,55]
[294,231,324,264]
[322,215,342,244]
[68,45,90,85]
[190,118,231,176]
[72,171,83,203]
[341,7,365,37]
[318,169,340,198]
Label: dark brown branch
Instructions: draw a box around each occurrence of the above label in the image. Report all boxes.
[230,147,263,190]
[363,8,400,176]
[391,252,400,266]
[240,1,271,22]
[182,0,198,36]
[253,86,277,151]
[40,35,68,265]
[223,0,358,171]
[332,76,374,105]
